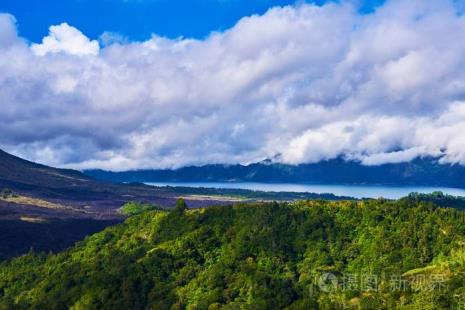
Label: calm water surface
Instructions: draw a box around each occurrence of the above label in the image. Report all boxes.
[145,182,465,199]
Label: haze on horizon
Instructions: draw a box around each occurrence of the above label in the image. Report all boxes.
[1,0,465,171]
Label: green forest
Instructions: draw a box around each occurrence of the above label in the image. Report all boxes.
[1,199,465,309]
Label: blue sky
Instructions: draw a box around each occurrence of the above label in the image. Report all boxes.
[1,0,384,42]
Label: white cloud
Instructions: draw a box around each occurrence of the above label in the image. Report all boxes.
[31,23,99,56]
[359,148,429,166]
[0,13,18,47]
[1,0,465,170]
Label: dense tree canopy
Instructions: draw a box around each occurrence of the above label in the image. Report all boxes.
[1,200,465,309]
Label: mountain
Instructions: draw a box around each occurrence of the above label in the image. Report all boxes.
[1,200,464,309]
[0,148,192,207]
[85,157,465,188]
[0,148,93,194]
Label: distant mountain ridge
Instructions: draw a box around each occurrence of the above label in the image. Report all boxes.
[85,157,465,188]
[84,158,465,188]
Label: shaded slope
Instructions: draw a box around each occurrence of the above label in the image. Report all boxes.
[0,218,120,260]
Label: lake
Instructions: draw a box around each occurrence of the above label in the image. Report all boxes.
[145,182,465,199]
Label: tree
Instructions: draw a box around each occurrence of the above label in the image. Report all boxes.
[175,198,188,214]
[0,188,12,199]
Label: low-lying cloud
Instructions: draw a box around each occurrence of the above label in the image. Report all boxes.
[1,0,465,170]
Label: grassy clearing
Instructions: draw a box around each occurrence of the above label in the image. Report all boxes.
[1,196,67,210]
[119,201,164,216]
[0,194,93,214]
[19,216,48,223]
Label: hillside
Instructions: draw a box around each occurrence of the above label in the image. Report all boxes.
[0,149,174,203]
[0,148,186,222]
[85,157,465,188]
[1,200,465,309]
[0,149,92,193]
[0,148,236,212]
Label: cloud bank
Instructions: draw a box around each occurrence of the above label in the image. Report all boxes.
[1,0,465,170]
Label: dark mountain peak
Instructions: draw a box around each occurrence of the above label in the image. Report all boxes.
[0,148,46,169]
[258,153,283,166]
[0,148,94,196]
[0,149,175,203]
